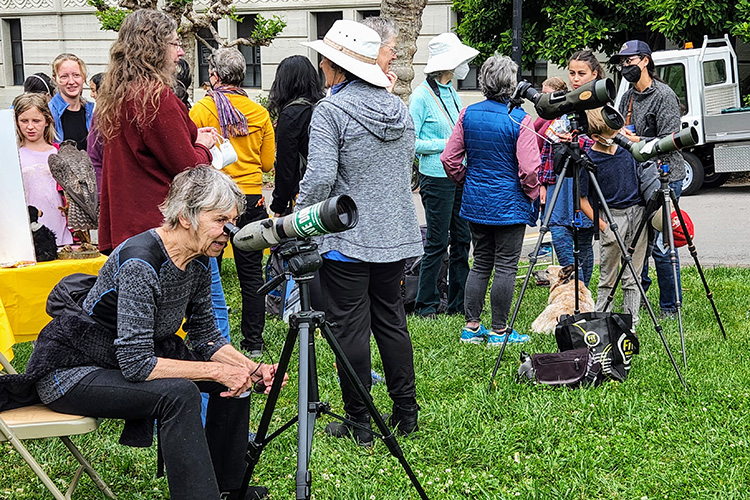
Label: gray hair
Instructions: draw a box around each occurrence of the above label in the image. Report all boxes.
[159,166,246,230]
[360,16,398,43]
[209,47,246,87]
[479,55,517,101]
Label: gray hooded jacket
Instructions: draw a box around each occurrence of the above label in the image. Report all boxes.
[619,79,685,182]
[297,80,422,263]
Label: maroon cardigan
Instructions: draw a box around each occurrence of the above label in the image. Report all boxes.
[98,90,211,252]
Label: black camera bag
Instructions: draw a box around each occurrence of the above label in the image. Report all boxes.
[555,312,639,382]
[518,348,602,388]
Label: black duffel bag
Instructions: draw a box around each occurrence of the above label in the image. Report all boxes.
[555,312,639,382]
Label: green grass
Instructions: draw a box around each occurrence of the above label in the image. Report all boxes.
[2,261,749,499]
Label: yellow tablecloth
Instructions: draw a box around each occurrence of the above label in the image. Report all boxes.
[0,256,108,361]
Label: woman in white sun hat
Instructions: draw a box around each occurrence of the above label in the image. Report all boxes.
[410,32,478,319]
[297,20,423,445]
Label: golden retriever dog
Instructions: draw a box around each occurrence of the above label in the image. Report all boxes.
[530,264,595,333]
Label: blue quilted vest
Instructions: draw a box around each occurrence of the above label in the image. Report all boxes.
[461,100,537,226]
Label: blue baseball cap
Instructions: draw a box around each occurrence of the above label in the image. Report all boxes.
[609,40,652,63]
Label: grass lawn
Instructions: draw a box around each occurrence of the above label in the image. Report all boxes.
[2,261,749,499]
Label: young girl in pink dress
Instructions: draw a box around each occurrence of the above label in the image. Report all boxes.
[14,93,72,246]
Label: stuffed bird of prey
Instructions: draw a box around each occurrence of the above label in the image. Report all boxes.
[48,140,99,244]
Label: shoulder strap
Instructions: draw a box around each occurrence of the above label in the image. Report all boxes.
[118,231,169,274]
[625,95,634,126]
[283,98,314,110]
[425,82,456,128]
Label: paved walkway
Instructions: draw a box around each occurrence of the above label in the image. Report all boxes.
[265,180,749,268]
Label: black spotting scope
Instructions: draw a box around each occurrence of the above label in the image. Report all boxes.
[510,78,617,120]
[224,195,359,252]
[613,127,699,162]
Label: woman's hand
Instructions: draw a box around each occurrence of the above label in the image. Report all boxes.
[385,71,398,93]
[217,364,256,398]
[253,363,289,395]
[196,127,220,150]
[540,185,547,205]
[620,127,639,141]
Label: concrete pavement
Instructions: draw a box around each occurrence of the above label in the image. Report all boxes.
[264,179,749,267]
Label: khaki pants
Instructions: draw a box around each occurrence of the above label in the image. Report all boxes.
[595,205,648,326]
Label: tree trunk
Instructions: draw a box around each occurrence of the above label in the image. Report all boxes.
[380,0,428,102]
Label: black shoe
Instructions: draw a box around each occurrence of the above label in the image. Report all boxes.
[240,341,263,357]
[383,403,420,436]
[324,415,373,447]
[221,485,269,500]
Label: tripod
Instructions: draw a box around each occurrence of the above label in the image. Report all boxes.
[488,114,689,390]
[602,162,726,367]
[238,238,429,500]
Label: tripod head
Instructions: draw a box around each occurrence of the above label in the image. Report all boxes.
[258,238,322,296]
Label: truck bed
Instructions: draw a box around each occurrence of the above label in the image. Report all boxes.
[704,110,750,142]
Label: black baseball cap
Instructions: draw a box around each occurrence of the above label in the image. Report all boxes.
[609,40,652,63]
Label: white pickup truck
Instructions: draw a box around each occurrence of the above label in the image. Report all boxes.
[615,35,750,195]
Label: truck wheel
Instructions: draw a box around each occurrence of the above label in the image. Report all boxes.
[701,171,731,189]
[681,151,704,196]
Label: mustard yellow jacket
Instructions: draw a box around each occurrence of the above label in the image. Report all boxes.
[190,94,275,195]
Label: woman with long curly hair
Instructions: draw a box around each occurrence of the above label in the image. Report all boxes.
[96,9,219,253]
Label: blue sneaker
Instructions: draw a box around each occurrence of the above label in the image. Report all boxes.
[486,330,508,347]
[487,329,530,345]
[371,370,385,385]
[460,324,488,344]
[507,330,530,343]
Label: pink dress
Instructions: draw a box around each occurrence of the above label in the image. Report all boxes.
[19,146,73,246]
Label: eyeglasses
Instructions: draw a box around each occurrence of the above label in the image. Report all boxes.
[168,41,184,49]
[615,55,641,71]
[380,43,397,57]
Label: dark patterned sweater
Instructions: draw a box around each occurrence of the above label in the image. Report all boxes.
[35,229,228,403]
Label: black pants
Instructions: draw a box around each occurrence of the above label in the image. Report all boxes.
[235,194,268,349]
[416,174,471,315]
[47,370,251,500]
[319,259,417,417]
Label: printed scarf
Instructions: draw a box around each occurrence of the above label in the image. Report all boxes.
[207,85,249,137]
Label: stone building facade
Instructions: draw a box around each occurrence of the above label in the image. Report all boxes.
[0,0,499,108]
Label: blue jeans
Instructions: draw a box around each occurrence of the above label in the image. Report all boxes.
[641,181,683,312]
[548,225,596,286]
[202,257,231,425]
[415,174,471,315]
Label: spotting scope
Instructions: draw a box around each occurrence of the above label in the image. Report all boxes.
[224,195,358,252]
[613,127,699,162]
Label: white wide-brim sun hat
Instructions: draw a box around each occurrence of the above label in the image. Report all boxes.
[423,32,479,74]
[301,20,391,88]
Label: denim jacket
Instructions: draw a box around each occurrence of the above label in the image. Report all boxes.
[49,92,94,143]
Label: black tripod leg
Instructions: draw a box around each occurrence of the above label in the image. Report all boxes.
[587,177,689,391]
[240,321,300,498]
[656,190,687,367]
[602,195,660,313]
[319,322,430,500]
[671,195,726,340]
[489,161,570,389]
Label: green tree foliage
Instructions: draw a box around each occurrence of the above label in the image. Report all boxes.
[454,0,750,69]
[86,0,285,50]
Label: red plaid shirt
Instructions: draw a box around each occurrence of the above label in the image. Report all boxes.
[538,133,594,185]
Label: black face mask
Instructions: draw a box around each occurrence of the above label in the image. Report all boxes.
[621,64,642,83]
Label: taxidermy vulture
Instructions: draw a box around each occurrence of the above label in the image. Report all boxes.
[48,140,99,244]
